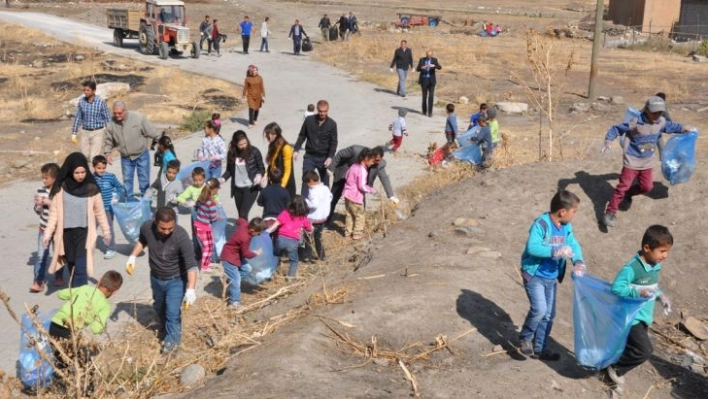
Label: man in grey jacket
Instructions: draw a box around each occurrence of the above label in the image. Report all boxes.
[326,145,398,225]
[103,101,160,196]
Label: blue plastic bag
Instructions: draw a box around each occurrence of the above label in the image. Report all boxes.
[661,131,698,185]
[572,274,649,369]
[176,161,210,190]
[112,196,152,243]
[242,232,276,285]
[622,107,641,124]
[19,310,55,389]
[452,142,482,165]
[211,205,228,258]
[459,126,481,148]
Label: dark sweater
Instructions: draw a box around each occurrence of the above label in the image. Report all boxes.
[258,184,290,218]
[390,47,413,70]
[138,221,197,279]
[220,218,257,267]
[294,115,338,158]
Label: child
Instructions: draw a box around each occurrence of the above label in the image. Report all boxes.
[257,167,290,225]
[150,160,183,209]
[304,171,332,261]
[220,217,265,308]
[343,148,377,240]
[304,103,316,119]
[444,103,459,144]
[519,190,586,360]
[93,155,124,259]
[601,96,691,227]
[176,167,216,263]
[468,115,494,169]
[193,178,221,273]
[428,142,457,167]
[487,107,501,149]
[157,134,177,174]
[387,109,409,152]
[468,103,488,130]
[266,195,312,278]
[198,119,227,181]
[211,113,222,134]
[603,225,672,395]
[30,163,60,292]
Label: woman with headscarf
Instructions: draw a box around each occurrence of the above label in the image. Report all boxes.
[220,131,265,219]
[263,122,296,199]
[43,152,111,287]
[243,64,265,127]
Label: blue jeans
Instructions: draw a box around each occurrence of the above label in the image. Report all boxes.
[396,68,408,95]
[259,37,269,52]
[34,230,51,283]
[519,275,557,353]
[207,165,222,182]
[223,261,252,304]
[121,150,151,196]
[150,274,186,353]
[276,236,300,277]
[293,36,302,54]
[101,209,116,251]
[301,155,329,198]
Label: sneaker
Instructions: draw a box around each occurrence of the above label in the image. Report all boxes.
[104,250,117,259]
[611,384,625,397]
[532,350,561,361]
[228,301,241,310]
[520,340,534,356]
[29,282,44,293]
[605,366,626,385]
[603,212,616,227]
[618,197,633,212]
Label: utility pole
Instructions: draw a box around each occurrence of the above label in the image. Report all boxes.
[588,0,604,99]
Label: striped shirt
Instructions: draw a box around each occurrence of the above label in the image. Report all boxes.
[71,95,111,134]
[34,186,51,230]
[194,198,218,224]
[94,172,124,210]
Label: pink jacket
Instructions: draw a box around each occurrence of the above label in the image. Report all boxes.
[276,210,312,240]
[343,163,375,205]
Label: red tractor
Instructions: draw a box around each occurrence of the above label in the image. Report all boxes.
[394,13,441,29]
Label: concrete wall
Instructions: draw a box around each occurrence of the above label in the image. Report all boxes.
[609,0,646,27]
[608,0,681,33]
[679,0,708,36]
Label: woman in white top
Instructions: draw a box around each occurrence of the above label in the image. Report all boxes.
[259,16,271,52]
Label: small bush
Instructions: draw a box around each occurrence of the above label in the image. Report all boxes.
[697,40,708,56]
[180,110,211,132]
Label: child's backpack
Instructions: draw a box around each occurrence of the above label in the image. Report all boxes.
[661,130,698,185]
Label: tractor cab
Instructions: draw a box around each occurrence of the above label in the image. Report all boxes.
[145,0,186,27]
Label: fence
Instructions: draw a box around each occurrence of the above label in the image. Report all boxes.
[602,23,708,49]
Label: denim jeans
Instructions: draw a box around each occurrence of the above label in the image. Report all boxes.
[276,236,300,277]
[223,261,252,304]
[207,165,222,182]
[519,274,557,353]
[301,155,329,199]
[259,37,269,52]
[293,36,302,55]
[100,209,116,251]
[121,150,151,196]
[150,274,186,353]
[396,68,408,96]
[34,230,52,283]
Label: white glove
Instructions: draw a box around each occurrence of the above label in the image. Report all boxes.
[71,134,78,144]
[126,255,136,276]
[389,196,400,205]
[552,246,573,260]
[390,68,394,72]
[601,140,612,154]
[111,194,119,205]
[218,177,226,185]
[183,289,197,306]
[660,295,672,315]
[571,262,586,276]
[142,189,154,200]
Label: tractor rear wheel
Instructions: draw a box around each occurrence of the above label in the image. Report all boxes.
[139,22,156,55]
[158,42,169,60]
[191,41,200,59]
[113,29,123,47]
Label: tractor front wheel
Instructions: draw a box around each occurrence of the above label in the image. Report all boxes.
[191,41,200,59]
[113,29,123,47]
[158,42,169,60]
[139,22,156,55]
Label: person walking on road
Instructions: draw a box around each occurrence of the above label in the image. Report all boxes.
[243,65,265,127]
[294,100,338,198]
[125,207,198,355]
[239,15,253,54]
[259,16,271,52]
[336,13,349,41]
[71,80,111,164]
[389,40,413,97]
[288,19,307,56]
[318,14,331,41]
[416,50,442,117]
[199,15,210,50]
[211,19,222,57]
[103,101,161,196]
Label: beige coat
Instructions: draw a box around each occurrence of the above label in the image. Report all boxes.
[243,75,265,110]
[44,191,110,277]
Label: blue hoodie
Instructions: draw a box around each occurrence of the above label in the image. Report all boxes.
[521,212,584,281]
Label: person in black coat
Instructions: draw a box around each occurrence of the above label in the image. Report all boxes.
[416,50,442,117]
[220,130,265,219]
[336,13,349,41]
[288,19,308,55]
[389,40,414,97]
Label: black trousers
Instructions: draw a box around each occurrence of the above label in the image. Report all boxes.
[233,185,259,220]
[327,178,346,224]
[420,78,436,116]
[614,322,653,377]
[304,222,325,260]
[248,108,260,124]
[301,155,330,199]
[242,35,250,53]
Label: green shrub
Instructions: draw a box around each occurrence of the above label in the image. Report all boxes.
[180,110,211,132]
[697,40,708,56]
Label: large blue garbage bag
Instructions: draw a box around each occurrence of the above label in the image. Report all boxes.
[212,205,228,257]
[622,107,641,124]
[459,126,481,148]
[112,196,152,243]
[572,274,650,370]
[242,232,276,285]
[661,131,698,185]
[452,143,482,164]
[176,161,210,189]
[19,310,55,389]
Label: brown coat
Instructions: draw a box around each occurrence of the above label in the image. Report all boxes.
[243,75,265,110]
[44,191,110,277]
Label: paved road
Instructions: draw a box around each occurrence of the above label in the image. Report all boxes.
[0,11,446,374]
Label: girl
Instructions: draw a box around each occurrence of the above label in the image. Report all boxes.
[43,152,111,287]
[211,113,222,135]
[194,178,221,272]
[428,142,457,167]
[198,119,227,181]
[221,130,265,220]
[343,148,377,240]
[157,134,177,174]
[267,195,312,278]
[263,122,296,198]
[243,65,265,127]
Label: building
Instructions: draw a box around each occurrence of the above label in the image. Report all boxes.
[607,0,681,33]
[677,0,708,37]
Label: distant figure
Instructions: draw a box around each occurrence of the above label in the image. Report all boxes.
[387,108,409,152]
[304,103,316,119]
[288,19,308,55]
[468,103,489,130]
[199,15,210,50]
[416,50,442,117]
[346,11,358,39]
[337,13,349,41]
[389,40,414,97]
[239,15,253,54]
[444,103,459,144]
[318,14,332,41]
[243,64,266,127]
[259,16,271,52]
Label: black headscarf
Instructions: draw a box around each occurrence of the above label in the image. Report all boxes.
[50,152,100,198]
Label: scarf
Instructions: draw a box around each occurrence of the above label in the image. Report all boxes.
[50,152,99,198]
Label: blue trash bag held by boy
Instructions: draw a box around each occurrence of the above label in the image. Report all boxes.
[112,195,152,243]
[452,141,483,165]
[572,274,650,369]
[242,232,276,285]
[176,161,210,189]
[661,130,698,185]
[211,205,228,257]
[18,310,55,389]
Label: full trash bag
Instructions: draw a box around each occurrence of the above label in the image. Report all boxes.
[452,142,482,165]
[459,126,481,148]
[572,274,650,370]
[242,232,276,285]
[112,196,152,243]
[176,161,210,189]
[19,310,55,389]
[211,205,228,258]
[661,131,698,185]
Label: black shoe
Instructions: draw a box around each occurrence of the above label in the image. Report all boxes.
[618,197,633,212]
[532,350,561,361]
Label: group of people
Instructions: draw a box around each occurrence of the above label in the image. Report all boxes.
[318,12,358,42]
[198,15,225,56]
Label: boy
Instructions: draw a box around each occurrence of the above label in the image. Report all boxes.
[519,190,586,361]
[601,96,691,227]
[304,103,316,119]
[304,171,332,262]
[93,155,124,259]
[257,167,290,225]
[444,103,459,144]
[468,115,494,169]
[31,163,60,292]
[150,160,183,209]
[486,107,500,149]
[387,109,409,152]
[605,225,672,395]
[220,218,265,308]
[468,103,489,130]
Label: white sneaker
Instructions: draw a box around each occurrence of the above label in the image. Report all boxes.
[606,366,625,385]
[104,250,117,259]
[228,301,241,309]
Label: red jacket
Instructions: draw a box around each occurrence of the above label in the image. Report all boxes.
[220,218,257,267]
[212,24,220,40]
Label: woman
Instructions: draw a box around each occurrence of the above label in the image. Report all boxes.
[243,65,265,127]
[221,131,265,219]
[263,122,296,199]
[43,152,111,287]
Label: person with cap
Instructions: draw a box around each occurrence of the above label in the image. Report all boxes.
[387,108,409,152]
[601,96,693,227]
[243,64,265,127]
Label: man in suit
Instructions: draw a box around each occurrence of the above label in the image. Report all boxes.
[389,40,414,97]
[416,50,442,117]
[288,19,308,55]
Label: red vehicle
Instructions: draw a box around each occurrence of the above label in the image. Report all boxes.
[394,13,441,28]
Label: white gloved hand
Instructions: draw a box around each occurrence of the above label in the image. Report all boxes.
[71,134,78,144]
[126,255,136,276]
[218,177,225,185]
[552,246,574,260]
[183,289,197,306]
[185,200,195,207]
[111,194,119,205]
[390,68,394,73]
[660,295,672,315]
[571,262,586,276]
[601,140,612,154]
[389,196,400,205]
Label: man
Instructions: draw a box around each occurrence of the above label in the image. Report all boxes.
[346,11,358,40]
[327,145,398,225]
[199,15,210,50]
[288,19,308,56]
[126,207,197,354]
[337,13,349,41]
[318,14,331,42]
[103,101,160,196]
[416,50,442,117]
[72,80,111,163]
[294,100,338,198]
[239,15,253,54]
[389,40,413,97]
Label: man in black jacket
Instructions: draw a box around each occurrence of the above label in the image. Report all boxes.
[318,14,331,41]
[294,99,338,198]
[288,19,308,55]
[389,40,413,97]
[199,15,210,50]
[416,50,442,117]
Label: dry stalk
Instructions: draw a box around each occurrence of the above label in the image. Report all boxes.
[398,358,420,397]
